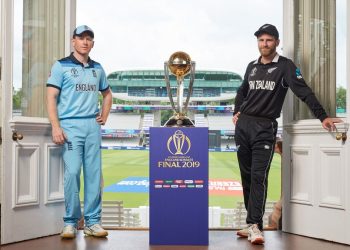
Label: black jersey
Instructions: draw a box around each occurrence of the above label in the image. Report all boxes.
[233,54,328,122]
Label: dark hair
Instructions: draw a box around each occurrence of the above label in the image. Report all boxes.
[275,140,282,153]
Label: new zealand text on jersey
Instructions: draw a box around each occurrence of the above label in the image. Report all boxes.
[249,80,275,91]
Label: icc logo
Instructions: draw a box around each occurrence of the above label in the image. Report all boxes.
[71,68,79,77]
[167,130,191,155]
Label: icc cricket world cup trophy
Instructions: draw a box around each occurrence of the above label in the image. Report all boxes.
[163,51,196,127]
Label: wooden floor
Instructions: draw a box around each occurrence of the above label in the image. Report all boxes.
[2,230,350,250]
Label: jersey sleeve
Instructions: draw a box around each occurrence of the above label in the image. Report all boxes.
[46,61,63,90]
[233,64,250,115]
[99,67,110,92]
[284,59,328,122]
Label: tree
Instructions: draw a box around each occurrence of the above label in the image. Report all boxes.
[13,88,23,110]
[336,86,346,110]
[161,110,174,125]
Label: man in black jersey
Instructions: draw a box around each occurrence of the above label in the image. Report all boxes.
[232,24,342,245]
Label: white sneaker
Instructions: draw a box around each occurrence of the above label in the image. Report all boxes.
[248,224,264,244]
[236,224,251,238]
[61,225,77,239]
[84,224,108,237]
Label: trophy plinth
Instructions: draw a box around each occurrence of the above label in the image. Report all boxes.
[164,51,195,127]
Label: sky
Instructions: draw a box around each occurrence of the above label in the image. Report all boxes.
[77,0,283,78]
[11,0,346,89]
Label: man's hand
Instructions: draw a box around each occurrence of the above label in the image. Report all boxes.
[232,112,240,125]
[52,126,67,145]
[96,114,106,125]
[322,117,343,131]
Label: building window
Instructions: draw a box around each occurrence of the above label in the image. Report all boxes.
[336,0,347,117]
[293,0,337,120]
[13,0,65,117]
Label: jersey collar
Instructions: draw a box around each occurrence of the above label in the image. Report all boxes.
[254,53,280,64]
[69,52,93,68]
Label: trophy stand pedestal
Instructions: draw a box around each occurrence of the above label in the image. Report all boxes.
[149,127,208,245]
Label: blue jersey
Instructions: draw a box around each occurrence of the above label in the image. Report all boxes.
[47,53,110,120]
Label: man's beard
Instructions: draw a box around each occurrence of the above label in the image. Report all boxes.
[259,47,276,57]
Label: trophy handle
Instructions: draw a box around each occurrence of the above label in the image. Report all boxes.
[184,62,196,112]
[164,62,177,112]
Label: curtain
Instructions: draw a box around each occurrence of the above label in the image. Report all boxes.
[293,0,336,120]
[19,0,65,117]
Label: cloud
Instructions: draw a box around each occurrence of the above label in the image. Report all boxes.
[77,0,283,77]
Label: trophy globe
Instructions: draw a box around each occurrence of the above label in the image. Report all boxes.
[164,51,196,127]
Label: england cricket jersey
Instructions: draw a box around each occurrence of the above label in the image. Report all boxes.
[47,53,109,119]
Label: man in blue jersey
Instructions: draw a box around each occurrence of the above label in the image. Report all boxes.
[233,24,342,245]
[47,25,112,239]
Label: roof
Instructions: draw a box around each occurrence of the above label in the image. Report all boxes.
[107,70,242,88]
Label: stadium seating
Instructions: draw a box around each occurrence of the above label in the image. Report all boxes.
[103,113,141,130]
[221,136,236,149]
[141,113,154,131]
[207,113,234,131]
[194,113,208,127]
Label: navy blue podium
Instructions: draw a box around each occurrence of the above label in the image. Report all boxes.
[149,127,208,245]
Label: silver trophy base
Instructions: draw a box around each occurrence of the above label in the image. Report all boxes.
[163,116,195,127]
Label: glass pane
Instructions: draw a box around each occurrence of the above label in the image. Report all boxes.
[12,0,65,117]
[336,0,347,117]
[0,3,2,117]
[293,0,337,120]
[0,3,2,83]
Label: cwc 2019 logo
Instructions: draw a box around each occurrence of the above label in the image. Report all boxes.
[71,68,79,77]
[167,130,191,155]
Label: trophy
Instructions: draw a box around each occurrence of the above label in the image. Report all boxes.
[164,51,196,127]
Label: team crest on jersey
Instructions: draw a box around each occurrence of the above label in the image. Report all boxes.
[296,68,303,79]
[267,67,277,74]
[71,68,79,78]
[92,69,97,77]
[250,67,257,76]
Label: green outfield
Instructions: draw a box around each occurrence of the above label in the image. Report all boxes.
[81,150,281,208]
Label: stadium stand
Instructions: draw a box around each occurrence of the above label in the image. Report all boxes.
[207,113,234,131]
[194,113,208,127]
[101,113,142,147]
[108,70,242,102]
[141,113,155,131]
[103,113,141,130]
[102,69,284,149]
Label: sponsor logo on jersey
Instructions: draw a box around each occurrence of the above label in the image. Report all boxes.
[296,68,303,79]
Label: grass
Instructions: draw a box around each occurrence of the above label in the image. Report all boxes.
[81,150,281,208]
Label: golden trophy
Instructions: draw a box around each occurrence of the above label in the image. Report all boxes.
[164,51,195,127]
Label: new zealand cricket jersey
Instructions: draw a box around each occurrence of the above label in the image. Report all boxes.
[234,54,328,121]
[47,53,109,119]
